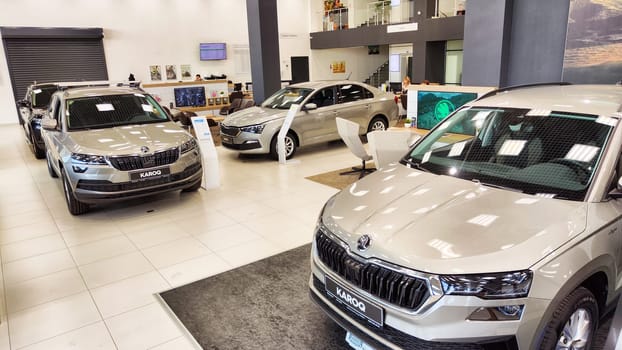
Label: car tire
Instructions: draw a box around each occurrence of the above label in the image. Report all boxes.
[269,131,297,160]
[182,179,202,192]
[61,168,89,215]
[367,116,388,133]
[47,154,58,178]
[538,287,598,350]
[31,132,45,159]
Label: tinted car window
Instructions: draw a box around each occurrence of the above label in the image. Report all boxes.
[32,86,59,108]
[338,84,369,103]
[307,87,335,107]
[66,94,169,130]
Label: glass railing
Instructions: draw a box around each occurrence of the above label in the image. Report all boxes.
[320,0,413,31]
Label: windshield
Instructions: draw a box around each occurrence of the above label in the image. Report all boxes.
[261,87,313,109]
[66,93,170,130]
[404,107,614,201]
[32,86,59,108]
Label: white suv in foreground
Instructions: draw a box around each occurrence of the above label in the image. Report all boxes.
[310,84,622,349]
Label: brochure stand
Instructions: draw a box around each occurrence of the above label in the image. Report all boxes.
[190,116,220,189]
[278,104,301,165]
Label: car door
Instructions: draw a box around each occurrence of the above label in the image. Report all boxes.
[43,96,65,166]
[336,84,374,134]
[293,86,339,146]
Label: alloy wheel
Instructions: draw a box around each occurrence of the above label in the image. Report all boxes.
[556,308,591,350]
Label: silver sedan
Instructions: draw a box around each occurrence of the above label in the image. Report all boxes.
[220,80,399,159]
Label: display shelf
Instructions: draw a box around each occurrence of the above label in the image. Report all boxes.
[178,105,229,113]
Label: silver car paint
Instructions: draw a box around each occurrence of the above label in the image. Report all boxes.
[310,84,622,349]
[221,81,399,154]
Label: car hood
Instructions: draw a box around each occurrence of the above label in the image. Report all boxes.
[321,165,587,274]
[65,122,191,155]
[222,106,286,126]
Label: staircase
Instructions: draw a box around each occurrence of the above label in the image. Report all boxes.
[364,61,389,88]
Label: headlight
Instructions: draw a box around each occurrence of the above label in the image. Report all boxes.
[440,270,532,299]
[240,124,265,134]
[180,138,198,154]
[70,153,107,165]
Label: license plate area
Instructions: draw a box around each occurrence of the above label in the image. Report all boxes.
[325,276,383,327]
[130,167,170,181]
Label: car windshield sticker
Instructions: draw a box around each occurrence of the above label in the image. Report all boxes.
[422,151,431,163]
[498,140,527,156]
[96,103,115,112]
[448,141,466,157]
[134,93,145,97]
[596,115,618,126]
[565,144,600,162]
[471,111,491,121]
[142,104,154,112]
[33,89,42,94]
[526,109,551,116]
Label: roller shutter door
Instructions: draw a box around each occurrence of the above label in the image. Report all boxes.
[1,27,108,122]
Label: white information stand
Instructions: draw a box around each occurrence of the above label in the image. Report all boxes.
[277,104,301,165]
[190,116,220,189]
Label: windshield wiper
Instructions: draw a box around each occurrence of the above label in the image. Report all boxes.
[471,179,523,193]
[404,158,431,173]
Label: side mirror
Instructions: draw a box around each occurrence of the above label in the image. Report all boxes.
[16,99,31,108]
[608,177,622,200]
[41,118,58,130]
[303,103,317,111]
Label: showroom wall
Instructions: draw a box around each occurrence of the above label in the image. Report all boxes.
[0,0,311,125]
[310,45,389,83]
[463,0,571,87]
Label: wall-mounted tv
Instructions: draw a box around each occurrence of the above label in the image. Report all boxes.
[174,86,206,108]
[200,43,226,60]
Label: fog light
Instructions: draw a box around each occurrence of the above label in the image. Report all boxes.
[467,305,524,321]
[243,140,259,144]
[72,165,88,173]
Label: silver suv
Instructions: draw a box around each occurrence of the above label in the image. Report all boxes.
[310,84,622,349]
[220,81,399,159]
[42,86,202,215]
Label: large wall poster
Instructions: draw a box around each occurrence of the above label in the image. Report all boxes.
[562,0,622,84]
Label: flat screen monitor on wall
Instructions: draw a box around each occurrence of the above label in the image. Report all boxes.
[174,86,206,107]
[416,90,478,130]
[200,43,226,60]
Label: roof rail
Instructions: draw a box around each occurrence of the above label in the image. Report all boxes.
[56,80,143,91]
[477,82,572,101]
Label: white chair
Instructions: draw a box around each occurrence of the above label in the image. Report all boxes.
[336,117,375,178]
[367,130,413,169]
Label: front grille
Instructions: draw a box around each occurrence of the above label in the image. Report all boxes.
[109,148,180,171]
[315,231,429,311]
[77,163,201,192]
[312,276,518,350]
[220,124,240,136]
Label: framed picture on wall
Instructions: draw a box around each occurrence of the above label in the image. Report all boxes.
[180,64,192,80]
[166,65,177,80]
[149,65,162,81]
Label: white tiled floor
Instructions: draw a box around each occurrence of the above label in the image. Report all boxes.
[0,124,353,349]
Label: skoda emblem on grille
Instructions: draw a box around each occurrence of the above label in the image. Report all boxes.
[141,146,150,154]
[357,235,371,251]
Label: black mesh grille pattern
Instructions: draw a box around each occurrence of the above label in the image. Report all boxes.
[220,124,240,136]
[311,276,518,350]
[315,231,429,311]
[109,148,179,171]
[77,163,201,192]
